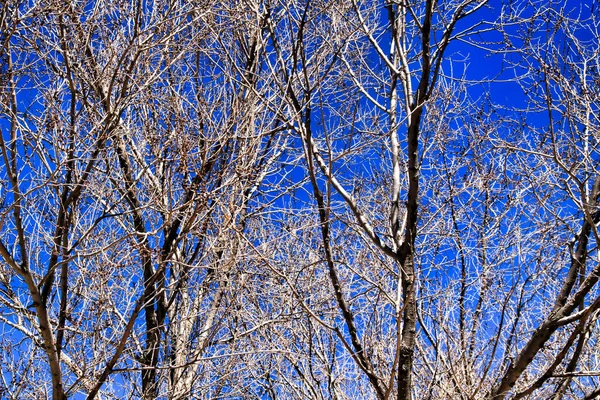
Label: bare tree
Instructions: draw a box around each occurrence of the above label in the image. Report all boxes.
[488,3,600,398]
[265,0,493,398]
[2,0,600,399]
[1,0,284,398]
[263,0,600,398]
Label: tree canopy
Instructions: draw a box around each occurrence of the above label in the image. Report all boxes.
[1,0,600,398]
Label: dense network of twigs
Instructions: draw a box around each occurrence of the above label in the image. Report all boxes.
[1,0,599,398]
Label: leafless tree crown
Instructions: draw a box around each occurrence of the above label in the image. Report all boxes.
[1,0,599,398]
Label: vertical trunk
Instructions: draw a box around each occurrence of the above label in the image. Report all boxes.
[23,271,66,400]
[396,252,416,400]
[395,82,424,399]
